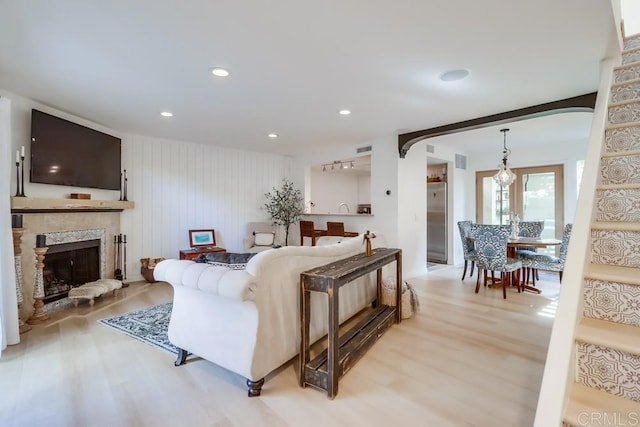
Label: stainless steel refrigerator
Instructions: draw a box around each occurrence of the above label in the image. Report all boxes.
[427,181,447,263]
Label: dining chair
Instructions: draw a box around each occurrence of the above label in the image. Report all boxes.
[518,221,545,238]
[326,221,345,236]
[471,224,522,299]
[519,223,573,284]
[299,220,326,246]
[457,221,477,280]
[517,220,545,280]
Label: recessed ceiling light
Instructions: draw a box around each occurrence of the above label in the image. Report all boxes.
[211,67,230,77]
[160,111,173,117]
[268,133,278,138]
[440,69,469,82]
[339,109,351,116]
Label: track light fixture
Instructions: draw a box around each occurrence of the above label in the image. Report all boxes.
[321,160,357,172]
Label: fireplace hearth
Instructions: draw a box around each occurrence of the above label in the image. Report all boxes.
[43,239,101,303]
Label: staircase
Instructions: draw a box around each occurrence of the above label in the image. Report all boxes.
[562,33,640,426]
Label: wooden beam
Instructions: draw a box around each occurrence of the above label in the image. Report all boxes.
[398,92,597,158]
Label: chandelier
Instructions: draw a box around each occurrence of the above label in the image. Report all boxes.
[322,160,355,172]
[493,128,516,187]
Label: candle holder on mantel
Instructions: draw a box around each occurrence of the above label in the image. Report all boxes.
[119,169,128,201]
[14,158,20,197]
[12,227,31,333]
[27,243,49,325]
[19,152,26,197]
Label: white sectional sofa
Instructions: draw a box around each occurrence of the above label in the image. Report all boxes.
[153,234,390,396]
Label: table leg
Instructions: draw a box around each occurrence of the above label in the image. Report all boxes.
[395,253,402,324]
[327,283,339,399]
[299,280,311,387]
[376,268,382,308]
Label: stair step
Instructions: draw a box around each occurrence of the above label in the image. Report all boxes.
[591,227,640,268]
[599,154,640,185]
[614,61,640,83]
[604,124,640,154]
[625,34,640,50]
[575,320,640,403]
[596,182,640,189]
[576,317,640,355]
[601,149,640,158]
[608,100,640,124]
[610,80,640,103]
[622,46,640,65]
[584,274,640,327]
[591,221,640,232]
[585,263,640,286]
[595,187,640,222]
[563,383,640,427]
[611,76,640,88]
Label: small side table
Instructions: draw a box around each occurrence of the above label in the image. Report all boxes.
[179,246,226,260]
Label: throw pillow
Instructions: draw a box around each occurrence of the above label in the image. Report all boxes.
[193,252,257,270]
[254,232,275,246]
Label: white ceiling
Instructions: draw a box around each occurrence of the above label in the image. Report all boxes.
[0,1,619,157]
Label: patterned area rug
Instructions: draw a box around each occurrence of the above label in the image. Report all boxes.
[98,302,177,354]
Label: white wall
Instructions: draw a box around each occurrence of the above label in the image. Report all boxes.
[3,91,293,282]
[121,134,292,272]
[358,175,371,205]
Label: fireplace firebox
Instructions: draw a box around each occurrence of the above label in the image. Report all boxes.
[43,239,100,303]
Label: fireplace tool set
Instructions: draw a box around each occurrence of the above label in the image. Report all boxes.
[114,234,129,287]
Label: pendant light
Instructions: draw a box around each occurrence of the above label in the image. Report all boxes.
[493,128,516,187]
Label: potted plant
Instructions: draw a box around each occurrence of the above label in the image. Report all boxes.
[264,179,305,246]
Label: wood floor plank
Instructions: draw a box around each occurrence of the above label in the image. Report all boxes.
[0,268,558,426]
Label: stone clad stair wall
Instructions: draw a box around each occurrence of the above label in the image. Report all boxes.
[563,33,640,426]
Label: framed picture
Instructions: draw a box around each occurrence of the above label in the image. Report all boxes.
[189,229,216,248]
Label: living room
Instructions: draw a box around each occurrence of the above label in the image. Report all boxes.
[0,1,635,425]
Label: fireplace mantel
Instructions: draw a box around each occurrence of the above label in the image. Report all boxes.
[11,197,134,213]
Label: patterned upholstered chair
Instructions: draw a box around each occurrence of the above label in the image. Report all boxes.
[516,220,545,279]
[520,224,573,284]
[518,220,545,238]
[457,221,477,280]
[471,224,522,299]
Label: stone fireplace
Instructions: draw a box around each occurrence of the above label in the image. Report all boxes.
[11,197,133,318]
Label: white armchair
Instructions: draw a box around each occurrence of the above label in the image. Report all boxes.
[242,221,285,253]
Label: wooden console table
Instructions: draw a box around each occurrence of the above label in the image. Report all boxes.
[299,248,402,399]
[179,246,226,260]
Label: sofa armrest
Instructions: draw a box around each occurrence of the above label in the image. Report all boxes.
[242,236,254,251]
[154,259,257,302]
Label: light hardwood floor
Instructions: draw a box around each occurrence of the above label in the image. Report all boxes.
[0,266,560,427]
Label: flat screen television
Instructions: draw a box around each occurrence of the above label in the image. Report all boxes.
[30,109,121,191]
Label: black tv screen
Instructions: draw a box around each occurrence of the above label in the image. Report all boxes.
[30,109,121,191]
